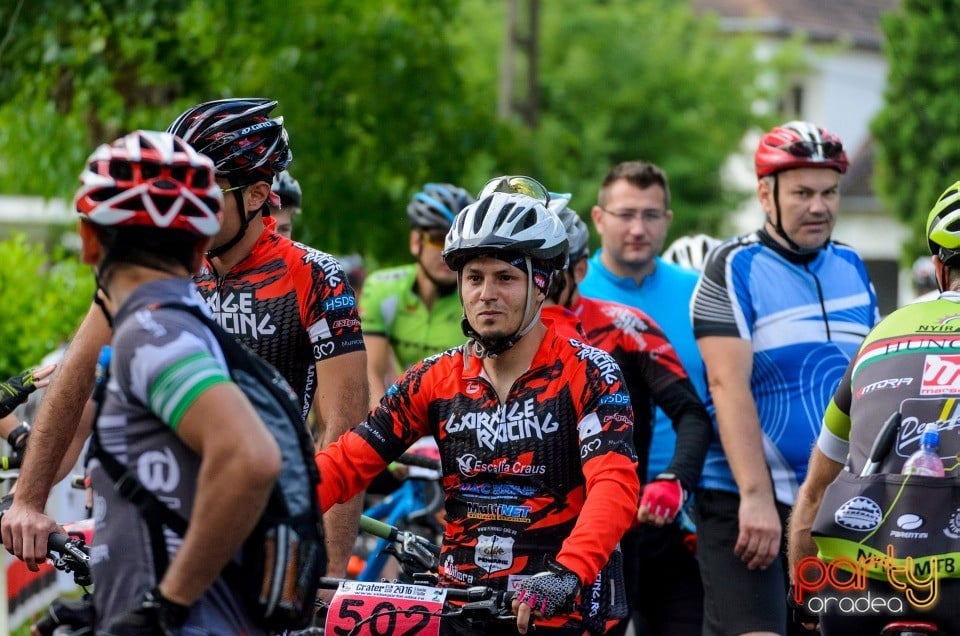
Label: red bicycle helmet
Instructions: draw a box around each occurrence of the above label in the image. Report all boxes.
[755,121,848,178]
[74,130,222,237]
[166,98,291,182]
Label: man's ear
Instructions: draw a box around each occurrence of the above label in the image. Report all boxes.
[78,220,101,266]
[757,179,774,215]
[409,230,421,257]
[573,258,588,284]
[244,181,272,211]
[590,205,604,232]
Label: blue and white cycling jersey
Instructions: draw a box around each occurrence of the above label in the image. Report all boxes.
[691,229,879,505]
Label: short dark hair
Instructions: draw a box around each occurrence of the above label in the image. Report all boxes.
[90,223,203,276]
[598,161,670,210]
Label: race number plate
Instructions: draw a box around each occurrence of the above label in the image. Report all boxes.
[325,580,447,636]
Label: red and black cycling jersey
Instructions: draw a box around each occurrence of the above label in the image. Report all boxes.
[544,298,710,491]
[317,325,639,627]
[195,218,364,419]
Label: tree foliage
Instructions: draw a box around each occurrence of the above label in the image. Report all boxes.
[0,235,95,377]
[872,0,960,261]
[0,0,780,262]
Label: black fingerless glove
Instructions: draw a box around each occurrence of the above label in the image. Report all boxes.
[97,588,189,636]
[516,558,581,618]
[787,584,820,633]
[0,369,39,419]
[6,423,30,460]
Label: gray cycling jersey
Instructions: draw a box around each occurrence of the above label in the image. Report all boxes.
[89,278,265,635]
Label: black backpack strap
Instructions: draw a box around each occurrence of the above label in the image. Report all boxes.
[89,348,188,579]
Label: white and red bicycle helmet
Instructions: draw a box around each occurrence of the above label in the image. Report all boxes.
[74,130,222,237]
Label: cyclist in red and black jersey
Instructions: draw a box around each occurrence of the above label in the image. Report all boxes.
[317,182,640,635]
[542,195,711,636]
[3,98,367,584]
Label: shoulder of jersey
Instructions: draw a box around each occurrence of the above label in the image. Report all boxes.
[367,264,416,284]
[703,234,758,267]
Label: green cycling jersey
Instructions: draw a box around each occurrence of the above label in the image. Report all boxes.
[359,264,464,371]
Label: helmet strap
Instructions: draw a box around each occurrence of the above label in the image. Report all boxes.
[770,175,825,255]
[206,185,261,258]
[460,256,543,358]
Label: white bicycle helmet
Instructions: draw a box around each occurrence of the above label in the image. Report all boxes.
[443,192,568,271]
[662,234,721,271]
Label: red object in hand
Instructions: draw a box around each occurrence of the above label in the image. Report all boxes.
[640,478,684,521]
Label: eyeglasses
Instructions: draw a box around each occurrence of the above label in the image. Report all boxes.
[778,140,844,160]
[600,207,668,224]
[420,231,447,248]
[478,175,550,206]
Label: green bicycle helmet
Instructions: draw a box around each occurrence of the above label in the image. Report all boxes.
[927,180,960,260]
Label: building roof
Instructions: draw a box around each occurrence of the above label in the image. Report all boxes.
[692,0,899,50]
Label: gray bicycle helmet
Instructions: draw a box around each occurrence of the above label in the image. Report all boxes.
[272,170,302,209]
[407,183,474,230]
[548,194,590,262]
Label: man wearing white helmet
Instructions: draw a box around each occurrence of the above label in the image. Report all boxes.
[316,177,640,635]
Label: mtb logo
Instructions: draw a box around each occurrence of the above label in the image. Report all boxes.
[920,354,960,395]
[205,292,276,339]
[856,377,912,398]
[456,454,546,477]
[136,447,180,493]
[445,399,558,451]
[467,503,532,523]
[443,555,475,585]
[573,343,620,385]
[476,535,514,573]
[301,251,343,288]
[604,305,649,347]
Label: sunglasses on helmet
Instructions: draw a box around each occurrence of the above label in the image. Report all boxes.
[778,140,844,160]
[478,175,551,206]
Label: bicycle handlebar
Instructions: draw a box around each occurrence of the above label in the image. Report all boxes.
[359,514,398,540]
[315,576,517,635]
[395,452,441,472]
[47,531,92,587]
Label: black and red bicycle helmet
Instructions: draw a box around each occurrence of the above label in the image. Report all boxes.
[166,98,291,182]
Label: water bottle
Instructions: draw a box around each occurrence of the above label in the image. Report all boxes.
[901,423,945,477]
[93,345,112,404]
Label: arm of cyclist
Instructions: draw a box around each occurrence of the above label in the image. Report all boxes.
[316,425,403,511]
[787,385,851,577]
[698,335,781,571]
[158,382,280,607]
[2,303,108,570]
[313,349,370,577]
[363,333,394,408]
[638,378,710,525]
[514,448,639,633]
[101,382,281,634]
[787,445,843,577]
[557,451,639,584]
